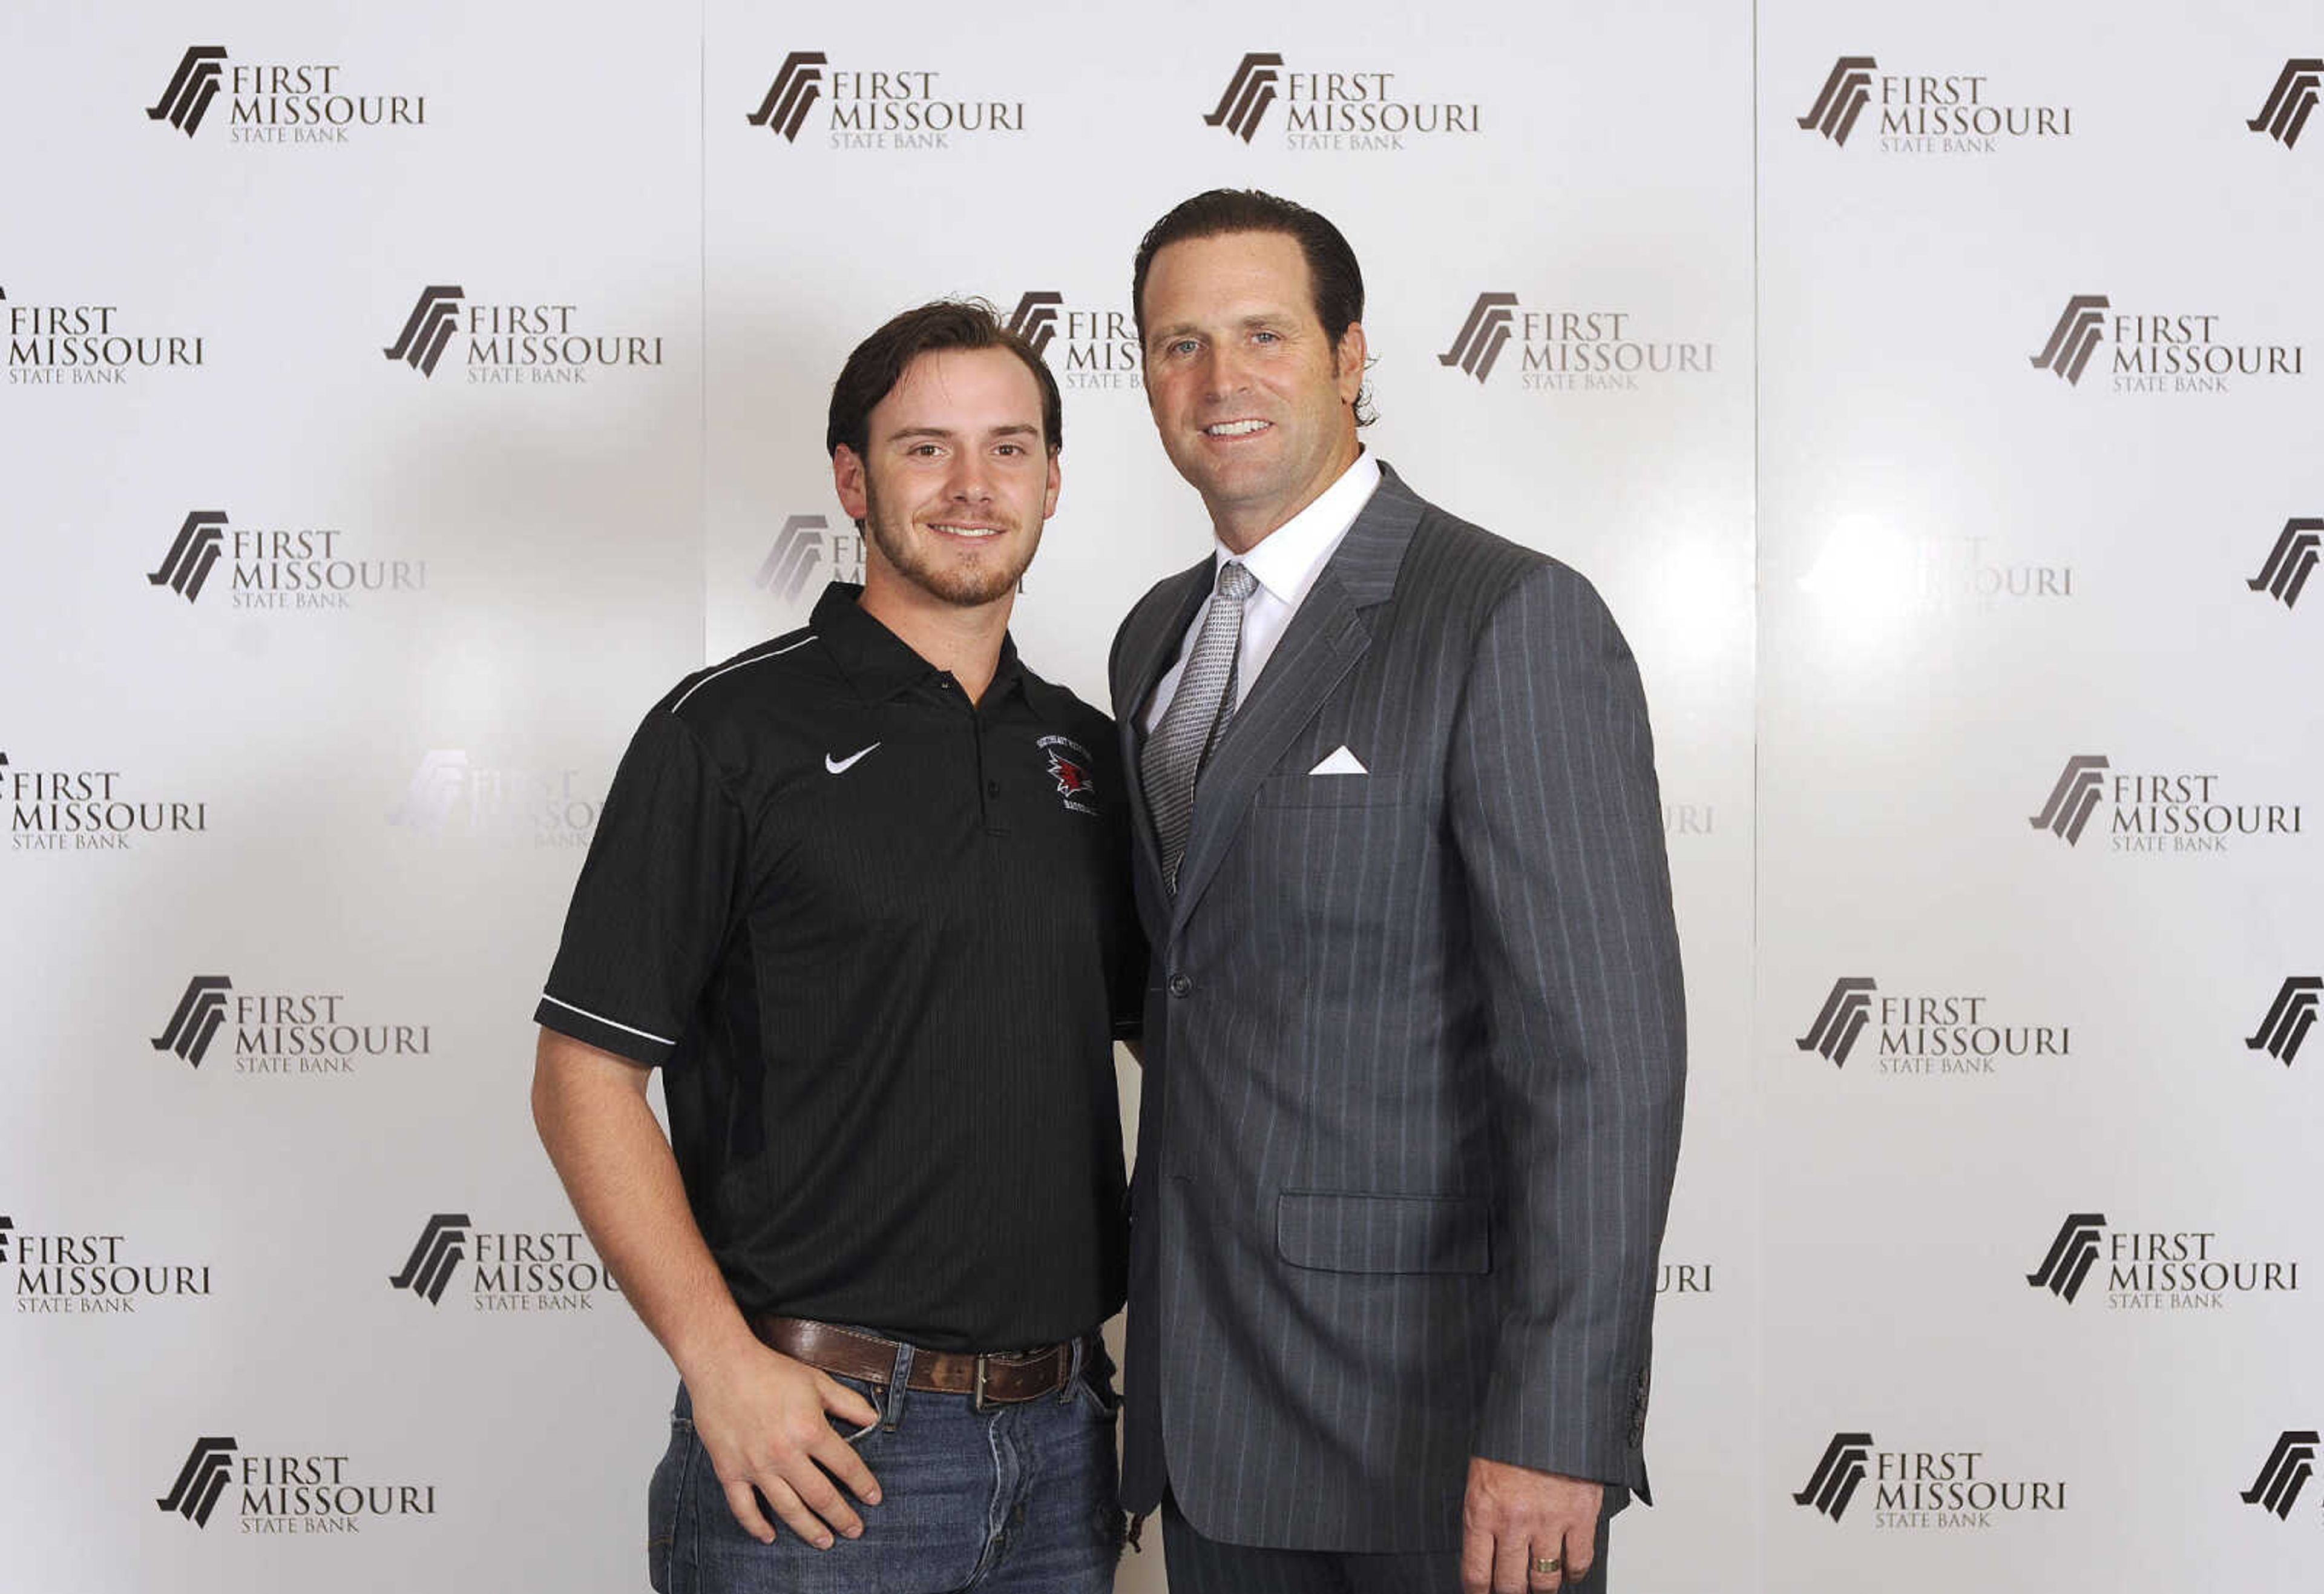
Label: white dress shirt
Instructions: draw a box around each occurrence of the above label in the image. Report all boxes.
[1142,453,1382,733]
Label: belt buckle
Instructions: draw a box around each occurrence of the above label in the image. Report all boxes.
[972,1353,991,1414]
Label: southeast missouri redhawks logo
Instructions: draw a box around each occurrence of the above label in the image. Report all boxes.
[1038,736,1098,815]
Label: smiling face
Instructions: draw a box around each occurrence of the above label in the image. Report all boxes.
[832,346,1061,612]
[1138,229,1365,552]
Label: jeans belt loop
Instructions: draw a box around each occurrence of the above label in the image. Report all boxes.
[1060,1334,1084,1404]
[881,1338,913,1432]
[972,1353,993,1414]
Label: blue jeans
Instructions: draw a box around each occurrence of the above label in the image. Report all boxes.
[648,1354,1123,1593]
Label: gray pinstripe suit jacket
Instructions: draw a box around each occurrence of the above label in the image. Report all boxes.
[1107,463,1686,1552]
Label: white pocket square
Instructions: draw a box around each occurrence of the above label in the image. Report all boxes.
[1308,745,1368,776]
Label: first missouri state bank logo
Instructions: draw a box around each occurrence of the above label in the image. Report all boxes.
[1797,58,1876,144]
[384,286,664,383]
[147,48,226,134]
[2027,1212,2299,1309]
[2250,60,2322,148]
[2030,294,2306,394]
[2029,296,2109,386]
[384,286,461,376]
[1797,56,2071,153]
[146,510,425,610]
[1794,977,2066,1075]
[1794,1433,1874,1520]
[389,1213,619,1311]
[151,974,431,1076]
[2249,978,2322,1067]
[1440,294,1518,382]
[2245,1432,2320,1519]
[147,512,227,600]
[1793,1432,2067,1529]
[5,751,208,852]
[2026,1214,2106,1303]
[1202,52,1480,149]
[1206,53,1283,141]
[2251,518,2321,610]
[146,46,425,144]
[746,51,1026,148]
[747,51,826,140]
[157,1436,437,1531]
[1796,978,1874,1065]
[1002,288,1140,391]
[1438,293,1715,394]
[1005,291,1062,356]
[755,513,865,605]
[153,976,232,1066]
[2028,754,2303,854]
[158,1438,237,1527]
[387,1214,468,1304]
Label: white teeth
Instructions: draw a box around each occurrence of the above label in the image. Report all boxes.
[1204,420,1269,436]
[931,524,1001,538]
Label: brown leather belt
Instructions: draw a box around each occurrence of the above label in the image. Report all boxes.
[750,1315,1087,1410]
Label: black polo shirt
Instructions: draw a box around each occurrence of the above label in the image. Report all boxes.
[536,583,1136,1351]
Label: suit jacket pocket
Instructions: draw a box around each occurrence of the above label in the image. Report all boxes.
[1255,772,1410,809]
[1276,1190,1491,1275]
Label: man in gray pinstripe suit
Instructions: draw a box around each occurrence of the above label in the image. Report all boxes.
[1108,190,1687,1594]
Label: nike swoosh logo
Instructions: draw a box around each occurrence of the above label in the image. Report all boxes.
[824,743,880,775]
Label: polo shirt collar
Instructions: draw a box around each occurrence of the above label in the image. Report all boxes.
[809,581,1026,706]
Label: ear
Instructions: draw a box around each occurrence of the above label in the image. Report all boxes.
[832,445,869,522]
[1334,321,1367,406]
[1042,450,1062,521]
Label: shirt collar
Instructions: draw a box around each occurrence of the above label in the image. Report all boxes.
[809,582,1025,705]
[1218,452,1382,606]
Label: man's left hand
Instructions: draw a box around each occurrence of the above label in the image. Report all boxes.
[1460,1456,1601,1593]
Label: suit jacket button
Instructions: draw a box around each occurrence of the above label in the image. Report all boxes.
[1167,973,1193,998]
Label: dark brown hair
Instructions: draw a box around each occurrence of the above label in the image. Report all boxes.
[825,299,1062,459]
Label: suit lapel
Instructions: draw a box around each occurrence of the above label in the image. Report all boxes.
[1117,559,1213,893]
[1167,464,1426,934]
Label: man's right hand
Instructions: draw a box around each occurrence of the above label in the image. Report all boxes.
[687,1341,885,1548]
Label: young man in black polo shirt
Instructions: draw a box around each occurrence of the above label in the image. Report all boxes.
[531,301,1138,1594]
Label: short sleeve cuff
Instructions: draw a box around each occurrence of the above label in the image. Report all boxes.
[534,991,680,1069]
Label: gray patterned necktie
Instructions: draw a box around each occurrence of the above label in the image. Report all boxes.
[1143,561,1257,891]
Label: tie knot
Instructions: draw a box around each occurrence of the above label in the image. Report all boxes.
[1216,561,1256,602]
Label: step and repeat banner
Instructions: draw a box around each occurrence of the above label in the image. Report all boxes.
[2,1,2313,1589]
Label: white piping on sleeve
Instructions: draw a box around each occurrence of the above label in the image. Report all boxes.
[672,634,816,710]
[539,993,679,1047]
